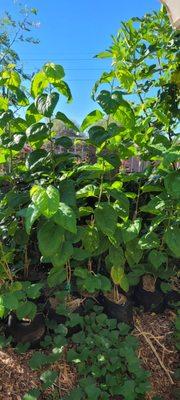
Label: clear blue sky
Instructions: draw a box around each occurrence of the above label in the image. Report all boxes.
[1,0,160,123]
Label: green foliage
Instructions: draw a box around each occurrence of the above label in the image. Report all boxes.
[66,305,150,399]
[0,8,179,400]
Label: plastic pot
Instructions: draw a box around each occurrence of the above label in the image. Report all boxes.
[165,290,180,310]
[5,313,46,348]
[98,294,134,327]
[134,284,165,313]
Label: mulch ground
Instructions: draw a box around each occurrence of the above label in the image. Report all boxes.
[0,310,179,400]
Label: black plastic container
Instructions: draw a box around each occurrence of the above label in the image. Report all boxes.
[98,294,134,327]
[5,313,46,348]
[134,284,165,313]
[165,290,180,310]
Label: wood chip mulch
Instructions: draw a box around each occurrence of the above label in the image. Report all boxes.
[134,310,179,400]
[0,310,179,400]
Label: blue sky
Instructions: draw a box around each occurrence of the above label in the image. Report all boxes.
[1,0,160,123]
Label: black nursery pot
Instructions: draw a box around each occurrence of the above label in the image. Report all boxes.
[5,313,46,349]
[46,299,90,337]
[165,290,180,310]
[134,283,165,313]
[99,294,134,327]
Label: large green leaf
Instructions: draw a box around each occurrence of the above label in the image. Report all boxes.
[26,122,49,142]
[25,204,41,234]
[26,103,43,125]
[35,92,59,118]
[148,250,167,269]
[30,185,60,218]
[125,238,143,266]
[116,68,134,92]
[140,196,165,214]
[82,226,99,253]
[81,110,104,131]
[164,226,180,258]
[37,220,64,257]
[16,301,37,320]
[0,96,8,111]
[26,149,48,171]
[109,246,125,267]
[50,241,73,267]
[43,63,65,83]
[56,111,79,131]
[2,69,21,88]
[31,70,49,98]
[164,172,180,199]
[138,232,160,250]
[122,219,141,243]
[111,266,124,285]
[53,203,77,233]
[95,204,117,237]
[88,126,109,146]
[40,370,58,389]
[97,90,118,114]
[113,99,135,129]
[53,80,72,102]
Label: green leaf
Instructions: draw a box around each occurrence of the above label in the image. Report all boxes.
[26,122,49,142]
[55,136,73,149]
[30,185,60,218]
[23,389,41,400]
[35,92,59,118]
[119,380,136,400]
[66,387,84,400]
[43,63,65,83]
[81,110,104,131]
[138,232,160,250]
[97,90,118,114]
[111,266,124,285]
[59,180,76,206]
[51,241,74,267]
[122,219,141,243]
[148,250,167,269]
[26,103,43,125]
[53,203,77,233]
[84,384,101,399]
[29,352,48,370]
[82,226,99,253]
[15,88,29,106]
[3,293,19,310]
[125,238,143,266]
[31,70,48,98]
[116,68,134,92]
[88,126,109,146]
[113,99,135,129]
[120,275,129,292]
[37,220,64,257]
[164,226,180,258]
[56,111,79,131]
[26,149,48,171]
[95,204,117,237]
[0,96,8,111]
[53,80,72,102]
[154,109,169,127]
[40,370,58,389]
[16,301,37,320]
[164,172,180,199]
[2,69,21,88]
[25,204,40,234]
[141,196,165,214]
[47,267,66,287]
[109,246,125,267]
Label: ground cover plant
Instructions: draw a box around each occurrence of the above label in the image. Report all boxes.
[0,5,179,400]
